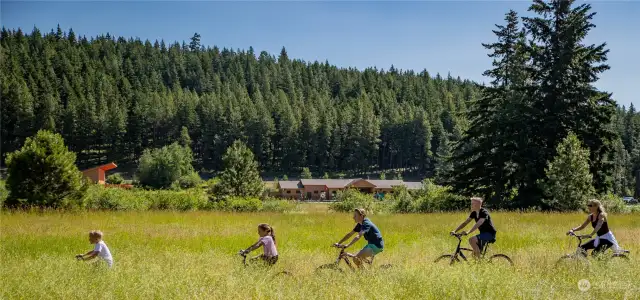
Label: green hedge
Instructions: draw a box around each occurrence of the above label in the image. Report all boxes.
[330,180,467,214]
[81,185,296,212]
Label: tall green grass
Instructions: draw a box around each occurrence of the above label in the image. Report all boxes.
[1,207,638,299]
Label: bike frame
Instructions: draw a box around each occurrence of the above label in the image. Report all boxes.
[333,247,373,271]
[449,233,490,261]
[567,232,588,257]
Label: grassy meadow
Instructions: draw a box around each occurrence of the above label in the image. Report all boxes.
[1,204,639,299]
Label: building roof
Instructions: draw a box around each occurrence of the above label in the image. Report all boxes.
[278,181,303,189]
[403,182,424,190]
[366,180,405,189]
[81,162,117,172]
[300,179,357,188]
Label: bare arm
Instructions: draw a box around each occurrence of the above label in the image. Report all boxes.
[242,240,263,254]
[343,232,363,249]
[570,216,590,232]
[336,231,356,245]
[452,218,472,233]
[466,218,485,235]
[586,216,605,237]
[78,250,98,261]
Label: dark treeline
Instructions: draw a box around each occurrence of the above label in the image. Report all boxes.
[1,27,473,180]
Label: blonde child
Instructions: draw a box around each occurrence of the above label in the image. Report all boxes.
[75,230,113,268]
[239,223,279,265]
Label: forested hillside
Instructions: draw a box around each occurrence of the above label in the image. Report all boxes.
[1,27,474,180]
[1,4,639,204]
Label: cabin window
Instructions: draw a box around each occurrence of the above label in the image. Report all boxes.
[286,191,291,194]
[314,191,319,194]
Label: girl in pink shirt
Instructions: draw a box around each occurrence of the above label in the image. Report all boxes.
[239,223,279,265]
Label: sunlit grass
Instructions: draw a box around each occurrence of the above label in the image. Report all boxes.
[1,205,638,299]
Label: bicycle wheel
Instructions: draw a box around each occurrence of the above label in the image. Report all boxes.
[488,254,513,267]
[315,263,344,273]
[273,271,293,278]
[434,254,461,266]
[555,254,590,269]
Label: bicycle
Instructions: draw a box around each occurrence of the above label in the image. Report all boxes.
[237,251,292,277]
[434,233,513,266]
[315,245,392,273]
[555,232,629,268]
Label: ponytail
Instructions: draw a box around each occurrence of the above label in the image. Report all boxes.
[258,223,276,245]
[270,226,276,246]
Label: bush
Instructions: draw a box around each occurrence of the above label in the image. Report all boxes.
[598,193,629,214]
[173,172,202,190]
[106,173,124,184]
[330,189,377,213]
[389,180,467,213]
[5,130,87,208]
[262,198,296,213]
[84,186,207,211]
[0,180,7,208]
[137,142,195,189]
[212,197,263,212]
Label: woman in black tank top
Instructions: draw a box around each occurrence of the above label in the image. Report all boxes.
[591,212,609,236]
[567,199,617,256]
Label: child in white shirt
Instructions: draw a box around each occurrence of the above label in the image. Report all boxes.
[76,230,113,268]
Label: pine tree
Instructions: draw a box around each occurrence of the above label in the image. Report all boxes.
[538,132,595,211]
[5,130,86,208]
[451,10,530,206]
[301,167,312,179]
[215,140,263,198]
[523,0,617,196]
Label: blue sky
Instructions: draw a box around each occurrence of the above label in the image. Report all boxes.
[2,1,638,107]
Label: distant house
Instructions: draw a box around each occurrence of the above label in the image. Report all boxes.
[81,163,133,189]
[277,181,303,199]
[81,163,117,184]
[300,179,356,200]
[269,178,423,200]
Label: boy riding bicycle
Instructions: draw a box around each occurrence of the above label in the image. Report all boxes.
[451,197,497,259]
[333,208,384,268]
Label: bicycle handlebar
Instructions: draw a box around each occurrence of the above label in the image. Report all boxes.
[450,232,467,239]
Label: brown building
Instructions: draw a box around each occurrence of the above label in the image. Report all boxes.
[277,181,303,199]
[269,179,423,200]
[81,163,117,184]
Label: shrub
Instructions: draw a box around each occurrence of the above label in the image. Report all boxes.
[137,142,195,189]
[84,186,207,211]
[0,180,7,208]
[389,180,467,213]
[415,180,468,212]
[5,130,87,208]
[84,186,152,210]
[106,173,124,184]
[390,186,417,213]
[598,193,629,214]
[213,197,263,212]
[174,172,202,190]
[262,198,296,213]
[148,190,207,211]
[330,189,377,213]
